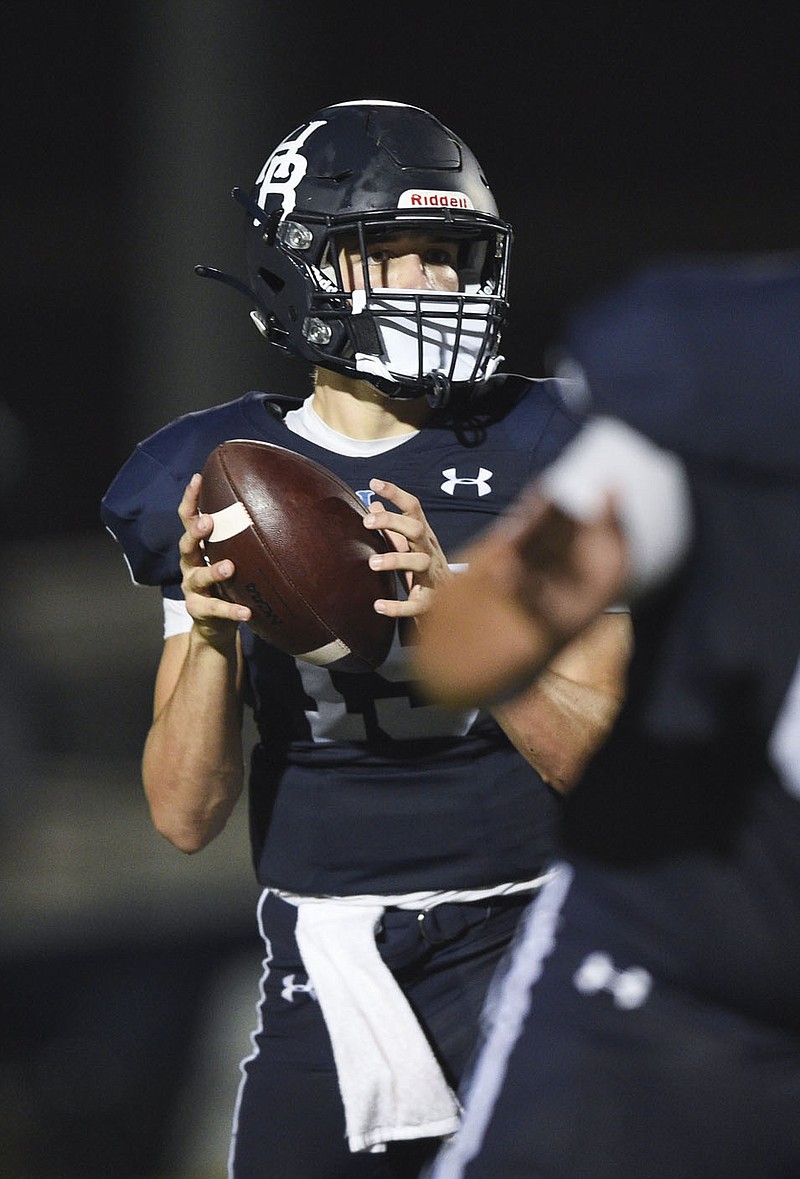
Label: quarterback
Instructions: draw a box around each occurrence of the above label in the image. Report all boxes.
[102,100,630,1179]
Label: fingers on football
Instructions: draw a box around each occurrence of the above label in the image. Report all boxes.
[364,502,426,550]
[369,548,430,574]
[374,583,431,618]
[178,473,203,524]
[368,478,421,516]
[183,564,251,625]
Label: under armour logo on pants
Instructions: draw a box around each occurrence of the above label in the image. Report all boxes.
[573,952,652,1009]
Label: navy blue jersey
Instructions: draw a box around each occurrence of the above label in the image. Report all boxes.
[428,259,800,1179]
[565,253,800,475]
[561,256,800,1023]
[102,374,580,894]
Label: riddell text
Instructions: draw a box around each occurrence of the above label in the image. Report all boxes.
[407,193,469,208]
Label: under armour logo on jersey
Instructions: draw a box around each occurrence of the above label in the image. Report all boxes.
[441,467,493,497]
[254,120,326,221]
[573,952,652,1009]
[280,973,317,1003]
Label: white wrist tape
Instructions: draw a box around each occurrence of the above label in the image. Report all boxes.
[537,416,693,596]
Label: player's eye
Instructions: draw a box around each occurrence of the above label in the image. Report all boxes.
[366,248,392,266]
[425,247,459,267]
[365,246,458,268]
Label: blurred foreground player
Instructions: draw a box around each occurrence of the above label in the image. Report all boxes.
[416,253,800,1179]
[101,100,630,1179]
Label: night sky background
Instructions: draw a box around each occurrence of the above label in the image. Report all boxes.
[2,3,798,1176]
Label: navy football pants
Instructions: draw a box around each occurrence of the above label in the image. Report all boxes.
[429,864,800,1179]
[229,889,531,1179]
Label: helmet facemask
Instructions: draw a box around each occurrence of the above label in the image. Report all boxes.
[282,213,511,404]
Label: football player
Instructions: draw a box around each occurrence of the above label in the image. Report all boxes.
[416,253,800,1179]
[102,100,630,1178]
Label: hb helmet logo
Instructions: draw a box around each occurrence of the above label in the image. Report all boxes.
[254,120,326,222]
[441,467,493,497]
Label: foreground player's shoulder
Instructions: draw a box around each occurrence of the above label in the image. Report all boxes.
[473,371,586,458]
[565,253,800,472]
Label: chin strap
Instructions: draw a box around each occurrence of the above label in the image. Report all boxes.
[425,370,451,409]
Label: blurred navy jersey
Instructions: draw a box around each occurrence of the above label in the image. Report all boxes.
[102,374,580,895]
[562,254,800,1018]
[428,258,800,1179]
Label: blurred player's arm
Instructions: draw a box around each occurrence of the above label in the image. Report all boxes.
[491,608,632,793]
[413,418,692,776]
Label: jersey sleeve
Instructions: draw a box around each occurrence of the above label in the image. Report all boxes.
[101,442,187,592]
[101,392,288,596]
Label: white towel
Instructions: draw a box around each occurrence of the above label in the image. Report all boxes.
[293,899,462,1153]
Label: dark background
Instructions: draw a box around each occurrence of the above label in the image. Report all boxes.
[2,3,797,1176]
[5,2,798,545]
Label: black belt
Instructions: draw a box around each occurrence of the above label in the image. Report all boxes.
[376,890,535,968]
[415,891,533,945]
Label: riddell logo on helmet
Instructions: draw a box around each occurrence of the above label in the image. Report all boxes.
[398,189,474,210]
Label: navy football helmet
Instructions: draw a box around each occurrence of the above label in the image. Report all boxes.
[197,100,513,405]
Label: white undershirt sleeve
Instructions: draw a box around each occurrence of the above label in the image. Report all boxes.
[162,596,193,639]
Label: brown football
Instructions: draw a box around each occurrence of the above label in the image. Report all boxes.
[199,439,398,672]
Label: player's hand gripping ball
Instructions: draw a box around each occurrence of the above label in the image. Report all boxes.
[199,439,397,672]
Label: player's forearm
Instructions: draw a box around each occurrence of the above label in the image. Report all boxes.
[143,629,245,852]
[492,669,623,793]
